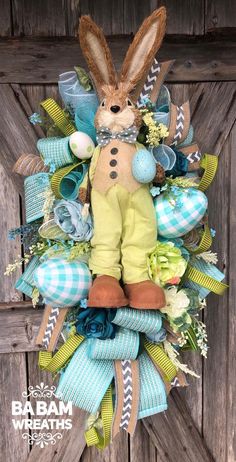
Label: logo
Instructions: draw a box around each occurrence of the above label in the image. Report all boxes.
[11,382,73,448]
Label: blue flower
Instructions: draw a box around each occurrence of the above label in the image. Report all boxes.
[210,228,216,237]
[75,308,117,340]
[54,200,93,242]
[150,186,161,197]
[29,113,42,125]
[146,328,167,344]
[80,298,88,309]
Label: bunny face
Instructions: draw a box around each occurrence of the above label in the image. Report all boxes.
[79,9,166,132]
[95,84,142,132]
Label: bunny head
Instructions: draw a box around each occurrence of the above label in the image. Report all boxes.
[79,8,166,133]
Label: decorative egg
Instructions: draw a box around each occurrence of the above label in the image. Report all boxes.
[132,149,156,183]
[154,188,208,238]
[34,258,92,307]
[69,131,95,159]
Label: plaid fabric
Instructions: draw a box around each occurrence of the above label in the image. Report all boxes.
[155,188,208,238]
[56,340,113,413]
[113,308,162,334]
[138,351,167,419]
[184,258,225,299]
[15,256,41,297]
[87,327,139,360]
[24,173,50,223]
[37,137,74,169]
[34,258,92,307]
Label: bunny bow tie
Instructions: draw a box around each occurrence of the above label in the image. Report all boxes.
[96,126,138,147]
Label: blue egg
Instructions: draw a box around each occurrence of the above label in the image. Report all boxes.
[132,149,156,183]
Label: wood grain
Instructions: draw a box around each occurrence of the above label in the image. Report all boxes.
[0,306,43,353]
[205,0,236,32]
[0,0,12,36]
[80,431,129,462]
[227,123,236,462]
[143,390,214,462]
[0,84,38,195]
[130,421,164,462]
[12,0,80,36]
[0,352,29,462]
[0,38,235,84]
[202,120,230,461]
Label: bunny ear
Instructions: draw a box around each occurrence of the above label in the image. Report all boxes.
[79,15,117,96]
[120,7,166,92]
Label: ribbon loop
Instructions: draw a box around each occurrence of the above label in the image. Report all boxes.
[38,334,84,372]
[198,153,218,192]
[185,265,228,295]
[40,98,76,136]
[85,385,113,449]
[144,339,177,382]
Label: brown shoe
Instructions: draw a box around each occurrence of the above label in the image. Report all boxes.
[88,275,128,308]
[124,280,166,310]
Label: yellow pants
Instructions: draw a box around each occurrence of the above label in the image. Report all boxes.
[89,184,157,283]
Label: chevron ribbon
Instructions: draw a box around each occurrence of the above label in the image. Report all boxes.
[120,360,133,430]
[113,360,139,437]
[172,105,184,146]
[187,150,201,163]
[137,58,161,107]
[42,307,60,348]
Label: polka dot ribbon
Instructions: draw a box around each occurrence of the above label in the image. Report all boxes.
[96,125,139,147]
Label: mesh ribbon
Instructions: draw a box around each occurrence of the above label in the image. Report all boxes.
[38,334,84,372]
[40,98,76,136]
[85,385,113,449]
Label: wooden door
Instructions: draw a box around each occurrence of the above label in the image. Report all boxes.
[0,1,235,461]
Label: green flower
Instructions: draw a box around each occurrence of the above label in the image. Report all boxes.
[148,241,187,287]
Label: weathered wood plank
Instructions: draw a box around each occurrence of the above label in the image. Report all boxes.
[12,84,45,139]
[227,123,236,462]
[0,166,22,301]
[202,122,230,461]
[0,84,38,195]
[12,0,79,37]
[205,0,236,32]
[130,421,164,462]
[0,307,43,353]
[143,390,214,462]
[0,0,12,36]
[80,431,129,462]
[0,352,29,462]
[187,81,236,155]
[158,0,205,35]
[26,405,87,462]
[0,38,235,83]
[0,301,35,310]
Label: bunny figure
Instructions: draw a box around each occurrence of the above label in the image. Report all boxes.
[79,8,166,309]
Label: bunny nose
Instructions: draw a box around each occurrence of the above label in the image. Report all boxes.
[110,105,120,113]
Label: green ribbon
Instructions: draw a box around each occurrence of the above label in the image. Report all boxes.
[40,98,76,136]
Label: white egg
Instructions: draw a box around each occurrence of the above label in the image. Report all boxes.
[69,131,95,159]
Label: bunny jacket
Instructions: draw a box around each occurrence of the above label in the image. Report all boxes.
[82,140,157,283]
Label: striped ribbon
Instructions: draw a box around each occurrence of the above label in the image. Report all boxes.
[198,153,218,192]
[144,339,177,382]
[40,98,76,136]
[185,265,228,295]
[50,161,84,198]
[185,224,212,255]
[38,334,84,372]
[85,385,113,449]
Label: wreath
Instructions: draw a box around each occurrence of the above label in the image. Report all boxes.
[7,7,227,449]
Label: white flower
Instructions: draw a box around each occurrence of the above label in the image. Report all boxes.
[161,286,190,318]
